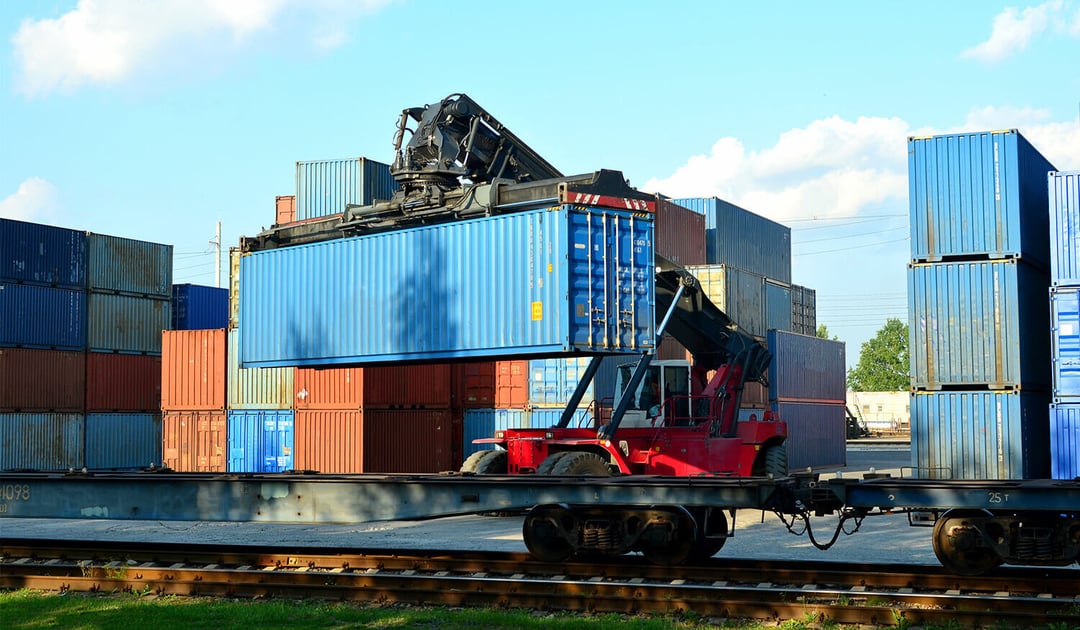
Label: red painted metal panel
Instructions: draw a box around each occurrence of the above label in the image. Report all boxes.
[293,364,452,410]
[452,361,496,408]
[161,329,227,411]
[162,410,226,472]
[0,348,85,412]
[294,409,363,473]
[397,364,451,408]
[275,195,296,225]
[361,409,453,473]
[86,353,161,412]
[494,360,529,408]
[656,199,706,266]
[294,366,363,410]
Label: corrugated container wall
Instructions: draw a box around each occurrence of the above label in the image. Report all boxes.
[87,233,172,297]
[161,329,227,411]
[655,198,706,266]
[0,413,84,470]
[293,409,362,473]
[910,391,1050,480]
[360,410,453,473]
[162,410,227,472]
[275,195,296,225]
[674,197,792,283]
[172,284,229,330]
[908,130,1055,265]
[0,348,85,411]
[293,364,451,410]
[774,402,846,472]
[85,413,162,469]
[227,329,293,409]
[790,284,817,336]
[908,259,1050,390]
[0,283,86,350]
[684,264,765,338]
[1051,287,1080,400]
[228,247,240,329]
[87,293,170,354]
[528,357,595,408]
[1049,403,1080,479]
[86,353,161,411]
[495,360,529,408]
[0,219,86,288]
[239,205,655,367]
[764,281,792,333]
[226,410,295,473]
[295,157,398,221]
[452,362,496,408]
[1049,170,1080,286]
[767,330,846,403]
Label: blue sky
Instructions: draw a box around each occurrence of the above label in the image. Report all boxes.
[2,1,1079,368]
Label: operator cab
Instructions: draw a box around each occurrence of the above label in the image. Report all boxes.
[615,360,691,428]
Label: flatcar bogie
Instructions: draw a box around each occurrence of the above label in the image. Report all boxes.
[932,508,1080,575]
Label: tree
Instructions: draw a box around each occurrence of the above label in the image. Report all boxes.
[846,318,909,392]
[816,324,838,340]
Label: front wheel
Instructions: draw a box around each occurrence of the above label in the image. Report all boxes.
[460,449,507,474]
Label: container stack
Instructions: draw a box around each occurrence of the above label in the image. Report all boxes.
[908,130,1055,480]
[161,328,229,471]
[1048,170,1080,479]
[1,219,170,471]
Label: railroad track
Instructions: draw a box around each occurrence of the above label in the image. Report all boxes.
[4,539,1079,627]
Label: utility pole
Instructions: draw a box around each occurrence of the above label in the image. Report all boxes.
[209,221,222,288]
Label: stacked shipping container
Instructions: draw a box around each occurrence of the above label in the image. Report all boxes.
[1048,170,1080,479]
[907,130,1055,480]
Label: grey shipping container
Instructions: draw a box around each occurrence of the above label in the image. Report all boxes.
[1049,170,1080,286]
[790,284,817,336]
[674,197,791,283]
[774,401,846,472]
[764,280,792,334]
[295,157,399,221]
[1051,287,1080,400]
[0,218,86,288]
[0,413,85,471]
[908,130,1056,265]
[87,293,170,354]
[910,390,1050,480]
[684,264,765,338]
[908,259,1050,390]
[87,233,173,297]
[1049,403,1080,480]
[767,330,846,403]
[85,413,162,470]
[0,283,86,350]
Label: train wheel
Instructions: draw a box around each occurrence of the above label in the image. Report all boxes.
[460,450,507,474]
[523,505,574,562]
[763,443,788,478]
[536,451,572,475]
[641,510,696,565]
[551,451,611,476]
[689,508,728,559]
[932,509,1003,576]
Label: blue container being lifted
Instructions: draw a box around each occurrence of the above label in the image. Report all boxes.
[295,157,399,221]
[0,219,86,289]
[239,205,655,367]
[908,130,1056,265]
[172,283,229,330]
[1049,170,1080,286]
[0,283,86,350]
[673,197,791,284]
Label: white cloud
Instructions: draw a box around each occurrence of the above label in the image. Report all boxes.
[0,178,60,222]
[10,0,395,96]
[956,105,1080,170]
[961,1,1075,63]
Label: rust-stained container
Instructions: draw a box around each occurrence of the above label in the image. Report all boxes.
[162,410,227,472]
[227,329,293,409]
[293,409,362,473]
[161,329,227,411]
[293,409,453,473]
[655,198,706,266]
[495,360,529,408]
[294,366,363,410]
[275,195,296,225]
[87,293,170,354]
[86,352,161,412]
[0,413,85,470]
[228,247,240,329]
[452,361,496,408]
[87,233,172,298]
[0,348,85,412]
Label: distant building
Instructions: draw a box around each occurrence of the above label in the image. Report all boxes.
[847,391,909,434]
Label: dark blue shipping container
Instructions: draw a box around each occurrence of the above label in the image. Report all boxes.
[767,330,846,403]
[0,283,86,350]
[0,219,86,288]
[227,410,295,473]
[763,280,792,333]
[1049,170,1080,286]
[773,401,846,472]
[239,205,655,367]
[296,157,399,221]
[1049,403,1080,480]
[172,283,229,330]
[908,130,1056,265]
[673,197,791,283]
[85,413,162,469]
[1051,287,1080,400]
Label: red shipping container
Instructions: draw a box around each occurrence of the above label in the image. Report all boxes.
[275,195,296,225]
[494,360,529,408]
[162,410,226,471]
[293,364,451,410]
[294,408,453,473]
[451,361,496,408]
[656,198,706,266]
[0,348,85,412]
[86,353,161,412]
[161,329,227,411]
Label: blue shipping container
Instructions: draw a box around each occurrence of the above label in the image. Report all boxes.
[87,293,170,354]
[674,197,791,283]
[87,233,173,297]
[763,280,792,334]
[0,219,86,288]
[227,410,295,473]
[767,330,846,403]
[0,413,84,470]
[462,408,592,458]
[908,130,1056,264]
[0,283,86,350]
[296,157,399,221]
[910,391,1050,480]
[172,283,229,330]
[1049,403,1080,480]
[773,401,846,472]
[1049,170,1080,286]
[908,259,1050,390]
[85,413,162,469]
[1051,287,1080,399]
[528,357,596,408]
[239,205,655,367]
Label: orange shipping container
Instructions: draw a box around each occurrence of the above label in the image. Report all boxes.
[275,195,296,225]
[161,329,227,411]
[494,360,529,408]
[294,408,453,473]
[162,410,227,471]
[293,364,451,410]
[86,353,162,412]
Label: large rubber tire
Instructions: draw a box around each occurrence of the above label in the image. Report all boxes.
[536,451,573,475]
[551,451,611,476]
[763,443,788,478]
[460,450,507,474]
[932,509,1003,576]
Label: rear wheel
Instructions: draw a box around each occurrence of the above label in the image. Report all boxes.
[536,451,572,475]
[641,509,696,565]
[551,451,611,476]
[932,509,1003,575]
[523,504,575,562]
[460,449,507,474]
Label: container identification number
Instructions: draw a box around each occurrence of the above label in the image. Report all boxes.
[2,484,31,502]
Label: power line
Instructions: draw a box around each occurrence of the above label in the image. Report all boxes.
[794,225,908,245]
[796,236,909,255]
